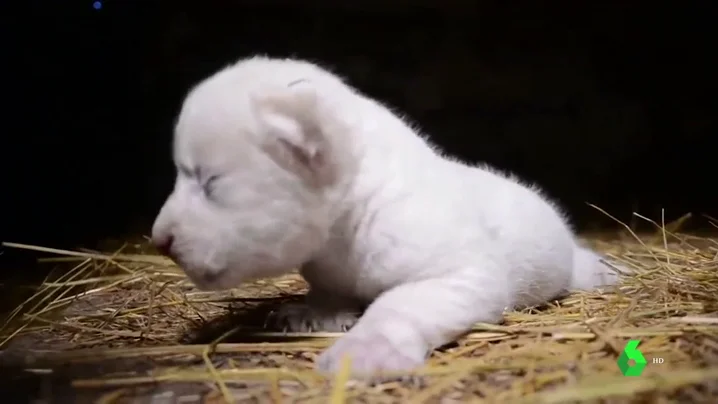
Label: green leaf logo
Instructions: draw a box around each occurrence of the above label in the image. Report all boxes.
[617,339,647,376]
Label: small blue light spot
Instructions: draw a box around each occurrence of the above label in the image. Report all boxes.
[93,1,102,10]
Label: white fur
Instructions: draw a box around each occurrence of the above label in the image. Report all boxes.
[151,56,620,377]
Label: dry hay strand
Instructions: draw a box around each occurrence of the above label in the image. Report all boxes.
[1,214,718,403]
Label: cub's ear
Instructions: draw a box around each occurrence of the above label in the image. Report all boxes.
[250,80,337,187]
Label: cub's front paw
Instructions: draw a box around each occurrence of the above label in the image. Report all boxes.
[266,302,360,333]
[316,330,426,377]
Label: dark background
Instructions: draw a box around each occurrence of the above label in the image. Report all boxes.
[2,0,716,286]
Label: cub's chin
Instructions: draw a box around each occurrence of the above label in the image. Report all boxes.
[177,265,232,291]
[181,260,300,291]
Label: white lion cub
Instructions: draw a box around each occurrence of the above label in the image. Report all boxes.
[151,56,619,377]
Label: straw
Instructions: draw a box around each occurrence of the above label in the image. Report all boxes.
[1,211,717,403]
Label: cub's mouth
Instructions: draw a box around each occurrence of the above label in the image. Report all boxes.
[181,266,231,291]
[167,251,230,290]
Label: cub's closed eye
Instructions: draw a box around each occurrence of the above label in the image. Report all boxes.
[203,175,220,197]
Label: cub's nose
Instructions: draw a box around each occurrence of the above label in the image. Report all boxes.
[152,234,174,257]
